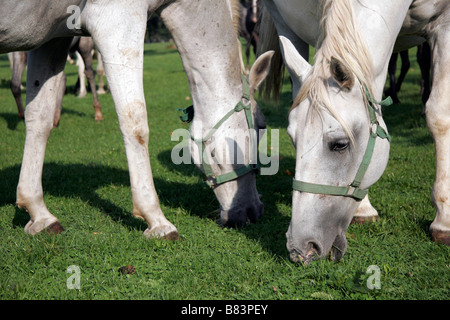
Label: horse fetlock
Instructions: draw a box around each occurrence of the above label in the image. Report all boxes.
[93,101,103,121]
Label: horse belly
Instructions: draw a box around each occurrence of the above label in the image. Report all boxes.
[400,0,449,36]
[272,0,321,46]
[0,0,85,53]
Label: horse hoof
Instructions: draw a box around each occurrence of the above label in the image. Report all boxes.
[352,215,379,224]
[431,230,450,246]
[46,221,65,235]
[25,218,62,235]
[143,226,179,240]
[161,231,180,241]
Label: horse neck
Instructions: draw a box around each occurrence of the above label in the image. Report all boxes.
[353,0,413,97]
[160,0,243,128]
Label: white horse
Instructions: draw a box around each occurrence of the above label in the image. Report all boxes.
[0,0,271,239]
[259,0,450,263]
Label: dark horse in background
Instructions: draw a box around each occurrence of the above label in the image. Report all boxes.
[240,0,259,70]
[385,42,431,114]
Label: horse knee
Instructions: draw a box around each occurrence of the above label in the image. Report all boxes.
[118,100,149,145]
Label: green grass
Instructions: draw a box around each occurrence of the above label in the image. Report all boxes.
[0,42,449,300]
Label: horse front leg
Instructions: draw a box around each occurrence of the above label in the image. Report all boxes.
[426,30,450,246]
[16,38,72,235]
[91,15,178,240]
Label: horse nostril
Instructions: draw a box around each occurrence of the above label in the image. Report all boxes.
[306,241,321,258]
[289,241,322,265]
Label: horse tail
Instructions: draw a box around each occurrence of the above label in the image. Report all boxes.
[256,4,284,103]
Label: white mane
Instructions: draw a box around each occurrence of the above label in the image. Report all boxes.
[292,0,374,141]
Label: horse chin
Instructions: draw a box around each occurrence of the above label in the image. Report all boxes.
[287,228,348,265]
[329,233,348,262]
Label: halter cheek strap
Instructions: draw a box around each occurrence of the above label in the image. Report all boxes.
[177,74,259,188]
[292,87,392,201]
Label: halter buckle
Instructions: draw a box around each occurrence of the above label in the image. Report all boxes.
[204,175,217,188]
[346,185,357,197]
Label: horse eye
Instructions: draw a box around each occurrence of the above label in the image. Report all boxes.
[330,141,349,152]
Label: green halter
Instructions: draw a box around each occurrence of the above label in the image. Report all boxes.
[292,87,392,200]
[178,74,259,188]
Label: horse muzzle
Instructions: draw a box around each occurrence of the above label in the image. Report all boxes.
[220,201,263,227]
[287,233,348,265]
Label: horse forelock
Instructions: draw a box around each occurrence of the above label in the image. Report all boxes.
[291,0,374,144]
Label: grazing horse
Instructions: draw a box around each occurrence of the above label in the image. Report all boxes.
[258,0,450,263]
[0,0,267,239]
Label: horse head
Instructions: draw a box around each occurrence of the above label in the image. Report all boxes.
[280,36,390,264]
[189,50,274,227]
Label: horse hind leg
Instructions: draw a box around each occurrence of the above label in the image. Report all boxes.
[16,38,72,235]
[96,52,107,95]
[78,37,103,121]
[10,51,27,119]
[426,29,450,246]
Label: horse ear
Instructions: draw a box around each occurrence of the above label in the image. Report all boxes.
[249,50,275,91]
[330,57,354,91]
[279,36,311,84]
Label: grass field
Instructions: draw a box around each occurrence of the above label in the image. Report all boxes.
[0,41,448,301]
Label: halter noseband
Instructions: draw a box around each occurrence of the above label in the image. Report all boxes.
[178,74,259,188]
[292,87,392,200]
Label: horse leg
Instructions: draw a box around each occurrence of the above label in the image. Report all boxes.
[75,51,87,98]
[395,50,410,93]
[10,51,27,119]
[353,195,379,224]
[53,71,66,128]
[426,31,450,245]
[418,42,431,115]
[89,11,177,239]
[96,51,107,94]
[386,52,400,104]
[16,38,72,235]
[79,37,103,121]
